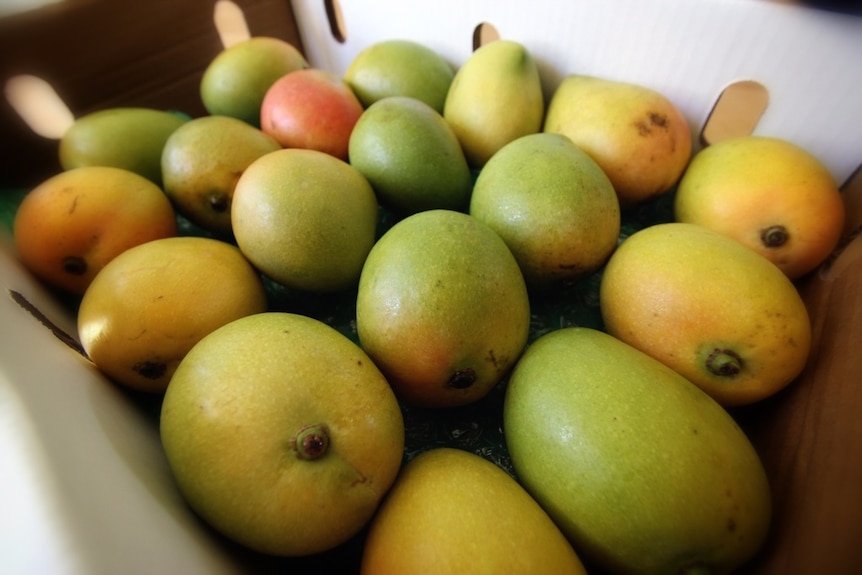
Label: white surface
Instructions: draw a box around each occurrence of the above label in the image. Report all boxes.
[293,0,862,186]
[1,0,861,572]
[0,0,63,18]
[0,229,250,574]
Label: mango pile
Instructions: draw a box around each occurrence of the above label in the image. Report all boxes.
[9,34,846,575]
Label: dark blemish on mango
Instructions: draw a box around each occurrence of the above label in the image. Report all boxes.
[634,119,651,136]
[648,112,669,129]
[727,517,737,532]
[62,255,87,276]
[133,360,167,380]
[634,112,670,136]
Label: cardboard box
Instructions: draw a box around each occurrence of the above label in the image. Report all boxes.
[1,0,861,573]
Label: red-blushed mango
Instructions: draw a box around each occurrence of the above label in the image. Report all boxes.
[260,68,363,161]
[356,209,530,408]
[600,222,812,406]
[674,135,845,279]
[13,166,177,295]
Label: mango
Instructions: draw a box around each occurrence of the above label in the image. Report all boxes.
[600,222,812,406]
[503,327,772,575]
[13,166,177,295]
[443,39,544,167]
[344,39,454,113]
[470,132,620,288]
[231,148,379,293]
[200,36,308,127]
[161,312,404,556]
[674,135,845,279]
[348,96,472,215]
[77,236,268,393]
[360,447,587,575]
[356,209,530,408]
[161,115,280,236]
[59,107,188,185]
[544,75,692,206]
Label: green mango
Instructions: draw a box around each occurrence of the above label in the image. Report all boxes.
[470,132,620,288]
[344,39,454,113]
[356,209,530,408]
[59,107,188,185]
[348,95,472,215]
[200,37,308,128]
[503,327,771,575]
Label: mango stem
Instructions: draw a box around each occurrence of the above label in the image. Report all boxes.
[760,224,788,248]
[294,423,330,460]
[705,348,743,378]
[62,255,87,276]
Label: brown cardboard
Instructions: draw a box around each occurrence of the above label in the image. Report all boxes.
[735,170,862,574]
[0,0,304,189]
[738,247,862,573]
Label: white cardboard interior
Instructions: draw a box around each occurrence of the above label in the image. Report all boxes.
[294,0,862,186]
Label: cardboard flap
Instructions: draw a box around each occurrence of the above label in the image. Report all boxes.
[0,0,304,188]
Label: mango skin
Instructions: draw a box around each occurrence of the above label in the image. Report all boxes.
[59,107,188,185]
[674,135,845,279]
[200,36,308,127]
[231,148,379,294]
[600,222,812,407]
[443,40,544,167]
[160,312,405,557]
[344,39,454,113]
[360,447,587,575]
[348,96,472,215]
[544,75,692,206]
[503,327,772,575]
[356,209,530,408]
[470,132,620,287]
